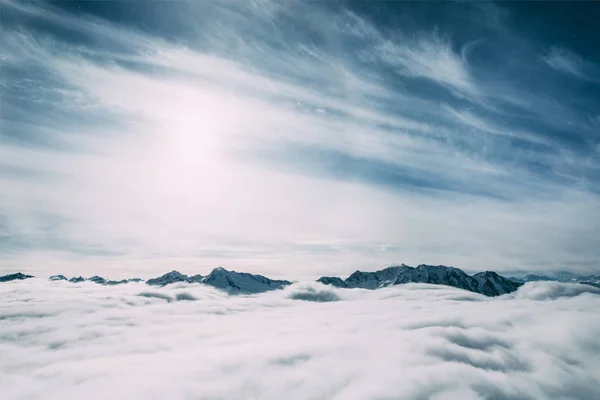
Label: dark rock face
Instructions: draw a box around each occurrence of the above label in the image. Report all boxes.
[472,271,522,297]
[49,275,68,281]
[0,272,34,282]
[69,276,86,283]
[316,276,348,288]
[317,264,523,297]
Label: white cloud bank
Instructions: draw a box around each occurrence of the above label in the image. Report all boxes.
[1,280,599,400]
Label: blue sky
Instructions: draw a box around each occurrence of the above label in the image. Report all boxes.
[1,0,599,278]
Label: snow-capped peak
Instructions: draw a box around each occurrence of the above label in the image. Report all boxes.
[202,267,291,294]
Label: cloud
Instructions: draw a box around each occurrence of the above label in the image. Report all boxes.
[542,46,598,81]
[0,279,599,399]
[442,104,551,144]
[509,281,600,301]
[376,32,477,97]
[1,0,599,277]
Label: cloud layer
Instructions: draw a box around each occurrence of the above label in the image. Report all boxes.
[1,279,599,400]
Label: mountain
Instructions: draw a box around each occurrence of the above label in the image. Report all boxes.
[571,275,600,284]
[146,270,192,286]
[317,264,522,297]
[87,276,143,285]
[89,275,106,284]
[145,267,291,293]
[582,282,600,289]
[202,267,291,294]
[186,274,204,283]
[106,278,143,285]
[509,273,600,285]
[316,276,348,288]
[552,271,579,281]
[4,266,597,296]
[472,271,522,297]
[0,272,34,282]
[509,274,557,283]
[45,274,143,285]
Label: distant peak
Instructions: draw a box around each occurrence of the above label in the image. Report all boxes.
[0,272,34,282]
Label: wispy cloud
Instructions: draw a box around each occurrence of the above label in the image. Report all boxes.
[378,33,477,97]
[1,0,599,276]
[542,46,598,81]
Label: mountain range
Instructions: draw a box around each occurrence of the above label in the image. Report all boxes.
[145,267,291,294]
[318,264,522,297]
[1,265,599,296]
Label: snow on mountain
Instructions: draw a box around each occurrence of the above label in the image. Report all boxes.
[0,272,34,282]
[317,265,522,296]
[573,275,600,284]
[145,267,291,293]
[86,276,143,285]
[146,271,191,286]
[45,274,143,285]
[202,267,291,294]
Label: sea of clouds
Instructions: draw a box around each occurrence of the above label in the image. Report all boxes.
[1,279,599,400]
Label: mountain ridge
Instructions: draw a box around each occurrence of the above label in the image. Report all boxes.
[317,264,522,297]
[2,265,599,297]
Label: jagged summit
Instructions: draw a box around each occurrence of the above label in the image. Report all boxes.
[317,264,521,296]
[203,267,291,294]
[146,270,189,286]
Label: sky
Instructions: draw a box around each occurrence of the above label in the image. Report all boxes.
[1,0,599,279]
[2,278,600,399]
